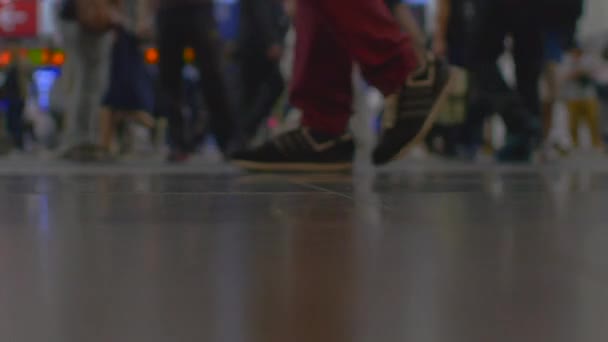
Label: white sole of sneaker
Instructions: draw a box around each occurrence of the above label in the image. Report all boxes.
[390,67,458,163]
[233,160,352,173]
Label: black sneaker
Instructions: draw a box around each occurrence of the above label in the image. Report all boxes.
[231,128,354,172]
[373,55,455,165]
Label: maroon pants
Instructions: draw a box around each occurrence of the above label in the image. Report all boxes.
[290,0,418,135]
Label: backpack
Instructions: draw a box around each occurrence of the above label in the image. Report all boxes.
[75,0,119,33]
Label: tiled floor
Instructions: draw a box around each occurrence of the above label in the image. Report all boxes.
[0,159,607,341]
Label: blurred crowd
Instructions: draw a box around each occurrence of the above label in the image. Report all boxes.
[0,0,606,167]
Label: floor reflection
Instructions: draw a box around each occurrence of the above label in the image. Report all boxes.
[0,169,606,341]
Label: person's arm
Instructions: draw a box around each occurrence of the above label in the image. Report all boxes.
[433,0,451,57]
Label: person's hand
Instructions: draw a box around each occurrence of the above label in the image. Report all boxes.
[267,44,283,61]
[433,35,447,58]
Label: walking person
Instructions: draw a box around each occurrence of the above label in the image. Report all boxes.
[467,0,545,161]
[540,0,584,154]
[232,0,454,171]
[99,0,155,157]
[154,0,236,162]
[1,44,31,151]
[560,45,604,150]
[57,0,120,161]
[432,0,480,157]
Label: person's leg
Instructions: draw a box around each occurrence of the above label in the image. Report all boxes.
[464,1,508,154]
[541,29,566,142]
[190,4,235,153]
[231,2,357,172]
[99,107,115,151]
[542,62,559,141]
[567,100,581,147]
[238,51,263,128]
[314,0,419,95]
[129,110,156,129]
[291,0,420,134]
[233,0,448,170]
[63,27,111,148]
[57,20,78,135]
[6,100,25,150]
[512,20,543,124]
[241,56,285,142]
[586,99,603,148]
[392,2,427,67]
[289,0,354,136]
[157,9,187,156]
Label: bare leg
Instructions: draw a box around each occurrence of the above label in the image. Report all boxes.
[542,62,558,141]
[393,3,427,66]
[587,100,603,149]
[567,101,580,148]
[127,110,156,128]
[99,107,116,151]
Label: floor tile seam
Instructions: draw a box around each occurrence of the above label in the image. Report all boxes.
[0,191,332,196]
[292,181,396,210]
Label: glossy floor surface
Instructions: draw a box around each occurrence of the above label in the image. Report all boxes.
[1,159,607,342]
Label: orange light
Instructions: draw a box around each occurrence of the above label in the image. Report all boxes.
[184,47,195,63]
[144,48,159,64]
[51,51,65,66]
[0,52,11,66]
[41,49,50,65]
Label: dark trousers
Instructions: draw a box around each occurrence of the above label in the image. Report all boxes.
[6,100,24,150]
[157,4,234,152]
[470,1,543,140]
[238,48,284,141]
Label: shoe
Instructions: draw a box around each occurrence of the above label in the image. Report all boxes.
[167,150,191,164]
[231,128,354,172]
[373,55,455,165]
[496,135,533,163]
[539,142,570,162]
[60,143,111,162]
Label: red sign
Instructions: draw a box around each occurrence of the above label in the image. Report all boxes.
[0,1,38,38]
